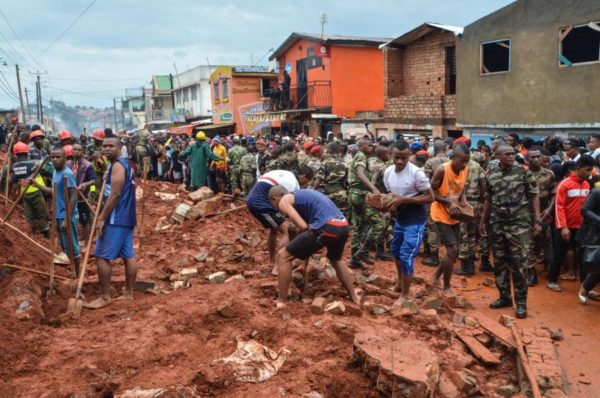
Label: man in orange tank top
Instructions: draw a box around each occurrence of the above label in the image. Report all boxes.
[430,142,470,293]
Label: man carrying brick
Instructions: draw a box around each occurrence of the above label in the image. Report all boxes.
[268,186,359,307]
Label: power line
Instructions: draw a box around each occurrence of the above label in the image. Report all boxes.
[0,9,44,70]
[0,30,30,68]
[0,69,18,99]
[38,0,97,58]
[47,76,148,82]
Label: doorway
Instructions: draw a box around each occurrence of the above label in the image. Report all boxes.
[296,59,308,109]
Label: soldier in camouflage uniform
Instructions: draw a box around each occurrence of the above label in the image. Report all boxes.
[306,146,322,176]
[135,128,153,176]
[279,142,298,172]
[422,140,449,266]
[480,144,541,319]
[227,137,247,194]
[525,147,556,285]
[266,146,284,172]
[369,145,393,260]
[256,139,269,175]
[85,131,108,204]
[455,156,487,275]
[313,142,348,214]
[348,139,382,269]
[239,144,257,196]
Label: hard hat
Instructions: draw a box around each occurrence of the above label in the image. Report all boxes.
[92,129,105,141]
[58,130,73,140]
[63,145,73,157]
[29,130,45,140]
[196,131,206,140]
[12,142,29,154]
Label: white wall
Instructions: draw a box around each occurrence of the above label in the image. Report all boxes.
[172,65,220,119]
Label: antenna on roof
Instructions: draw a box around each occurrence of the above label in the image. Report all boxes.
[319,12,328,42]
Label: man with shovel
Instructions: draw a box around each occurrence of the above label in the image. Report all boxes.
[85,136,137,310]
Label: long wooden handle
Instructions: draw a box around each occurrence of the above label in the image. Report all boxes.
[3,155,49,221]
[63,175,77,278]
[74,179,106,299]
[3,135,14,205]
[1,219,52,254]
[511,326,543,398]
[2,263,70,281]
[48,183,57,290]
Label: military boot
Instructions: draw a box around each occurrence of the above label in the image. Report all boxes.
[355,242,375,265]
[527,267,538,286]
[454,256,475,276]
[422,251,439,267]
[349,256,365,269]
[479,255,494,272]
[376,243,393,261]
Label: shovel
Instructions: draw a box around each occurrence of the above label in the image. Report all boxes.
[63,175,78,280]
[66,179,106,316]
[47,182,57,296]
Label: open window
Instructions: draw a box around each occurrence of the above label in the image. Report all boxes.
[480,39,511,74]
[559,22,600,67]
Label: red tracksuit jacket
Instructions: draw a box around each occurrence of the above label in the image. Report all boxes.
[554,174,590,229]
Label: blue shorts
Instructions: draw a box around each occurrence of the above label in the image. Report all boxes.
[56,217,80,259]
[94,225,135,260]
[390,221,426,276]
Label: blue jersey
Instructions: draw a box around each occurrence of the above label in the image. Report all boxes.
[52,167,79,220]
[105,158,136,227]
[292,189,344,230]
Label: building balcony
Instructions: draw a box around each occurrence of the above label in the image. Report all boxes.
[263,80,331,112]
[148,108,187,123]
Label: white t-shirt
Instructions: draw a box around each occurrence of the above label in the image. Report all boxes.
[383,162,430,197]
[258,170,299,192]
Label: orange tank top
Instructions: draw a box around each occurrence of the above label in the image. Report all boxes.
[431,162,468,225]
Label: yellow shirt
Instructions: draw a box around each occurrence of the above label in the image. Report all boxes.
[212,144,228,170]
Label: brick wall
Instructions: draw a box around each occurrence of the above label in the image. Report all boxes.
[384,29,457,126]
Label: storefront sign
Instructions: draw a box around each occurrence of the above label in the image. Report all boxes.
[220,112,233,122]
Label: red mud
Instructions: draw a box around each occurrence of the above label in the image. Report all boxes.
[0,180,593,397]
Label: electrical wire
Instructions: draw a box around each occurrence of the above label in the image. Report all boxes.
[0,30,30,68]
[38,0,97,58]
[47,76,148,82]
[0,9,44,70]
[0,69,19,99]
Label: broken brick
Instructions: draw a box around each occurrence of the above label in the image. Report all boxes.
[180,267,199,278]
[171,203,191,224]
[207,271,227,284]
[324,301,345,315]
[188,186,214,202]
[311,297,327,314]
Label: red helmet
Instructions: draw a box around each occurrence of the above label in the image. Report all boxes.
[92,129,105,141]
[29,130,45,140]
[58,130,73,140]
[12,142,29,154]
[63,145,73,157]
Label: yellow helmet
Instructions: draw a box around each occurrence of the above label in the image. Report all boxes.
[196,131,206,140]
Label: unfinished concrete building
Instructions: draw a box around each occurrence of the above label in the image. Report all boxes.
[457,0,600,143]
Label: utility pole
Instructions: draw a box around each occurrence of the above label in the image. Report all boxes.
[113,98,118,129]
[24,87,31,122]
[35,78,40,120]
[37,74,44,124]
[15,65,25,123]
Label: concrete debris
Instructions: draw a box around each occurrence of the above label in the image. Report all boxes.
[217,303,235,318]
[225,274,244,283]
[172,280,190,290]
[197,196,221,216]
[450,370,477,393]
[207,271,227,284]
[370,303,389,315]
[453,313,466,325]
[497,384,519,397]
[188,186,214,203]
[422,297,443,311]
[185,205,202,221]
[366,274,379,283]
[243,270,258,278]
[206,257,215,267]
[116,384,200,398]
[171,203,191,224]
[499,314,515,328]
[345,302,363,317]
[260,281,278,291]
[421,309,438,320]
[311,297,327,314]
[324,301,346,315]
[179,267,199,278]
[353,329,440,397]
[154,192,178,202]
[301,392,323,398]
[464,316,478,327]
[393,298,419,313]
[215,339,290,383]
[194,252,209,262]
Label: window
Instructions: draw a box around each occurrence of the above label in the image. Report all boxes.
[481,39,511,74]
[183,88,188,102]
[445,46,457,94]
[213,82,220,101]
[261,78,272,96]
[191,85,197,100]
[560,22,600,66]
[222,79,229,99]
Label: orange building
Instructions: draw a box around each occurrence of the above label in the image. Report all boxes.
[209,66,278,136]
[263,32,390,138]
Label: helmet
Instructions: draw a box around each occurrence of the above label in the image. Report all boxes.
[58,130,73,140]
[63,145,73,157]
[29,130,45,140]
[92,129,105,141]
[12,142,29,154]
[196,131,206,140]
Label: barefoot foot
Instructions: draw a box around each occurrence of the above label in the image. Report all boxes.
[83,297,112,309]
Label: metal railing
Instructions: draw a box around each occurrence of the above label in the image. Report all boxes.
[263,80,331,112]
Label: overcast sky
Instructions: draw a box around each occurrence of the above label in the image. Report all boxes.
[0,0,513,109]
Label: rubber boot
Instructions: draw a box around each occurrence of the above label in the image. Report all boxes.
[422,251,439,267]
[527,267,538,286]
[479,255,494,272]
[454,257,475,276]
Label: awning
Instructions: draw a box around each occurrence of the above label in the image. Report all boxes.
[198,122,235,131]
[169,124,194,135]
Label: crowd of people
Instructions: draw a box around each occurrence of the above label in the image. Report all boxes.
[3,121,600,317]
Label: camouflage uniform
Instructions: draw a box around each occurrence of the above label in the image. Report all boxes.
[297,151,309,168]
[257,153,269,175]
[316,154,348,213]
[239,152,257,196]
[280,151,298,172]
[266,156,285,173]
[459,159,487,260]
[348,151,382,253]
[423,154,449,258]
[228,144,247,192]
[135,129,152,174]
[306,157,321,176]
[368,156,390,243]
[485,164,539,306]
[528,167,555,269]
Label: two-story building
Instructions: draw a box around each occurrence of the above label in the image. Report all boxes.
[146,75,186,127]
[122,87,147,130]
[172,66,217,123]
[366,23,463,140]
[457,0,600,143]
[209,66,278,136]
[265,32,390,138]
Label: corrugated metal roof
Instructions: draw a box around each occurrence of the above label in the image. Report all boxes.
[153,75,172,91]
[379,22,464,48]
[270,32,393,60]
